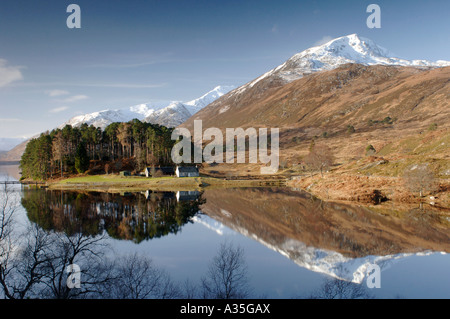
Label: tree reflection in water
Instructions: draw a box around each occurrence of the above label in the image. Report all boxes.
[0,187,215,299]
[21,189,205,242]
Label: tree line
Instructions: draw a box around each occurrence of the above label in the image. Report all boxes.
[20,119,175,181]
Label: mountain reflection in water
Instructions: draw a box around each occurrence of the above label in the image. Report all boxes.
[199,187,450,282]
[20,187,450,283]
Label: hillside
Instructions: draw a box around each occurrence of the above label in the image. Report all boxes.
[184,64,448,130]
[0,139,28,162]
[182,64,449,204]
[183,64,449,158]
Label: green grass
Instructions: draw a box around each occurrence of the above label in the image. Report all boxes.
[49,174,285,192]
[414,133,450,155]
[377,131,450,157]
[57,174,180,185]
[59,175,146,184]
[377,142,395,156]
[359,157,449,177]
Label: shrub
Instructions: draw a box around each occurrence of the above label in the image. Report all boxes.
[382,116,393,124]
[365,144,376,156]
[347,125,355,134]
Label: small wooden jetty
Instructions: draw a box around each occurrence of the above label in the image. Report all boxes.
[0,181,47,188]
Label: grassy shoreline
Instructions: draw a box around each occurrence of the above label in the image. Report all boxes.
[29,171,450,209]
[46,174,286,192]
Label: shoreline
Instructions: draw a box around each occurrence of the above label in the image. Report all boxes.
[20,172,449,209]
[286,173,450,208]
[44,175,286,192]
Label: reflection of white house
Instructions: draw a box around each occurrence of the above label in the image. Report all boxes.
[142,190,176,200]
[176,191,200,202]
[175,166,199,178]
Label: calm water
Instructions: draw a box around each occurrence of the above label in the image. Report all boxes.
[1,165,449,299]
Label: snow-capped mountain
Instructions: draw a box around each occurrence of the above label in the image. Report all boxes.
[143,86,235,127]
[232,33,450,95]
[61,85,235,129]
[143,102,193,128]
[183,85,235,115]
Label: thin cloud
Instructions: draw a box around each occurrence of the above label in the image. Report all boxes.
[85,53,176,69]
[92,83,167,89]
[271,24,279,34]
[87,61,166,69]
[0,118,22,122]
[314,35,334,46]
[49,106,69,113]
[0,59,23,87]
[47,89,69,97]
[20,82,167,89]
[61,95,89,103]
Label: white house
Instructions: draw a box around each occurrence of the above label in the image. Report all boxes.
[175,166,199,178]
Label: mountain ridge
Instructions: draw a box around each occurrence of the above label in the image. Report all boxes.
[183,34,449,130]
[62,85,235,130]
[234,33,450,94]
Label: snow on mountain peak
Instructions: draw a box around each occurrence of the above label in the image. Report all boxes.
[234,34,450,92]
[307,33,392,60]
[184,85,235,114]
[60,85,235,129]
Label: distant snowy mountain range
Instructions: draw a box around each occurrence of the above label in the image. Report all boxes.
[60,85,235,129]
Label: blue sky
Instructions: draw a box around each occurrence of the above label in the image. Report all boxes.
[0,0,449,139]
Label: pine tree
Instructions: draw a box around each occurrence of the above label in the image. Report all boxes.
[75,142,89,174]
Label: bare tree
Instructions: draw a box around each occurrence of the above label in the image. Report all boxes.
[201,241,251,299]
[0,183,42,299]
[306,277,374,299]
[52,131,67,178]
[0,183,17,261]
[41,232,114,299]
[117,123,132,158]
[104,163,111,175]
[0,223,53,299]
[303,144,334,177]
[181,278,200,299]
[0,207,115,300]
[403,165,437,197]
[134,145,147,172]
[102,253,180,299]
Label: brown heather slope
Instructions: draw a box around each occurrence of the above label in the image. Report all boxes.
[0,139,28,163]
[183,64,449,132]
[181,64,449,203]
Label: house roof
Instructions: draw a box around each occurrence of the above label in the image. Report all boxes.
[145,167,175,173]
[176,166,199,173]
